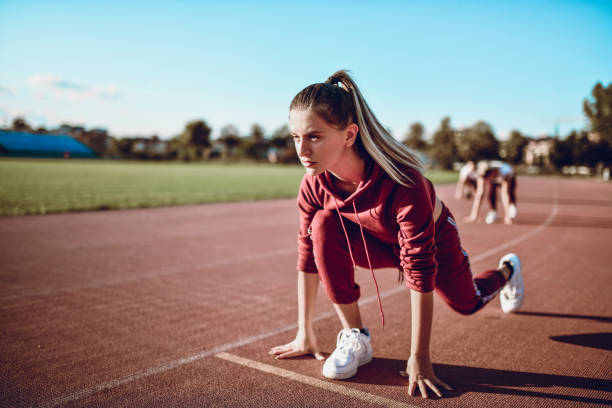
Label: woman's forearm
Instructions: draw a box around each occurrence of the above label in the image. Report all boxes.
[469,179,486,218]
[297,271,319,334]
[455,178,464,198]
[410,289,434,357]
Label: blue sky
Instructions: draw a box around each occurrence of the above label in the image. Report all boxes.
[1,0,610,140]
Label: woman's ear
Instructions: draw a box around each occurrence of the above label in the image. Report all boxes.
[344,123,359,147]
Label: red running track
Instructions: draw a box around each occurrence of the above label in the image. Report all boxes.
[1,176,611,407]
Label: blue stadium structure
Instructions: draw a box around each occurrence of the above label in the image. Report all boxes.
[0,130,96,158]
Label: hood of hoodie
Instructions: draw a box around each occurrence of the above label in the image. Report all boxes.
[316,158,396,210]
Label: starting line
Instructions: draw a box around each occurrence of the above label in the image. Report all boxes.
[215,352,418,408]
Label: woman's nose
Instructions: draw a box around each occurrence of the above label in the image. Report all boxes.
[297,140,310,156]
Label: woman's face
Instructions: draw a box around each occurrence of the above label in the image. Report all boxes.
[289,108,358,177]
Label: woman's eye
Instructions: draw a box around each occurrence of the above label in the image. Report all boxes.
[309,136,319,141]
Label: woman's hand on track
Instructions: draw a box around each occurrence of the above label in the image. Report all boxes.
[268,334,325,360]
[400,355,452,398]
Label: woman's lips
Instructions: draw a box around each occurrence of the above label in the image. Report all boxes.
[302,160,317,168]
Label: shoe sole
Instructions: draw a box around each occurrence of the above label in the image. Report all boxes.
[501,298,523,313]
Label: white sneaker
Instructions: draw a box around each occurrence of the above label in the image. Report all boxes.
[485,210,497,224]
[322,328,373,380]
[508,204,517,219]
[499,253,524,313]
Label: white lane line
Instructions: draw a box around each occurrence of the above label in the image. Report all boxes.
[215,352,417,408]
[470,183,559,264]
[38,322,296,408]
[38,298,381,408]
[39,183,560,407]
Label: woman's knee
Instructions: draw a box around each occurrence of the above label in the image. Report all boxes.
[451,303,481,315]
[323,283,361,304]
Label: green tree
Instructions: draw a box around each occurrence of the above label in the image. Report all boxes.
[251,124,265,142]
[549,130,608,169]
[180,119,212,160]
[79,129,111,157]
[241,124,269,161]
[503,130,529,164]
[428,117,457,169]
[12,117,31,132]
[583,82,612,145]
[402,122,428,152]
[455,121,499,162]
[270,124,298,163]
[218,125,241,159]
[115,138,134,158]
[270,125,290,149]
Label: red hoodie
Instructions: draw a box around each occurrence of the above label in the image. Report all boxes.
[296,159,439,293]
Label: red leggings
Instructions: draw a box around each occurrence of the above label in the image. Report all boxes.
[310,204,506,315]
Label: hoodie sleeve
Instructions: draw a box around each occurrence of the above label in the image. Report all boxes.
[395,176,438,292]
[296,175,321,273]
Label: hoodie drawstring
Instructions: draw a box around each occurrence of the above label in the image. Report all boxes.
[333,198,385,328]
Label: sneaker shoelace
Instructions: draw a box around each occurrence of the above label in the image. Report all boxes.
[337,330,362,355]
[503,278,521,299]
[503,286,519,299]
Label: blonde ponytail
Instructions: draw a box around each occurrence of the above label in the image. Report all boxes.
[291,70,424,186]
[329,70,424,186]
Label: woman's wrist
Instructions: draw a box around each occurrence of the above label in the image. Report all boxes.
[297,324,314,336]
[409,351,431,360]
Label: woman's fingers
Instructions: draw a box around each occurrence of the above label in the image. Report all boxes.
[269,342,324,360]
[268,342,293,355]
[276,349,307,359]
[408,380,417,396]
[408,376,428,398]
[424,379,442,398]
[436,377,453,391]
[417,379,428,398]
[313,351,325,360]
[403,373,452,398]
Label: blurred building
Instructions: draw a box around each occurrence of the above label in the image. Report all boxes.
[128,136,169,158]
[51,125,113,157]
[524,137,554,168]
[0,130,97,158]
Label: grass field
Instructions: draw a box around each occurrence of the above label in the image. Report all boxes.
[0,158,458,216]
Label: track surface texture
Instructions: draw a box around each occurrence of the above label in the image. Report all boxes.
[1,176,611,407]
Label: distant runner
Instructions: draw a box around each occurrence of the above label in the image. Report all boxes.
[465,160,518,225]
[454,161,478,200]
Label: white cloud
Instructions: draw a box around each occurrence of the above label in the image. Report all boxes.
[28,73,119,101]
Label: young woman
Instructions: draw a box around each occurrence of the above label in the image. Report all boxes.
[454,160,478,200]
[268,70,524,399]
[465,160,518,225]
